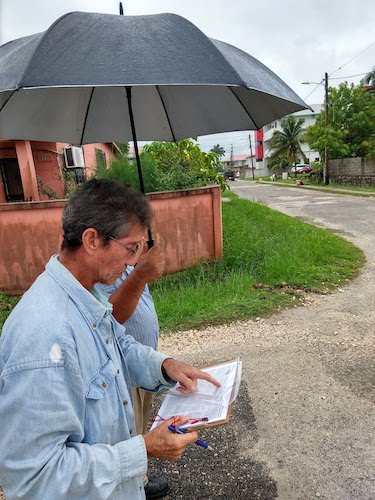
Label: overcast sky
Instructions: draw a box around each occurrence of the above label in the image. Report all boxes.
[1,0,374,156]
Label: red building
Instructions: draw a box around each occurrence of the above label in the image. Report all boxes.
[255,129,264,162]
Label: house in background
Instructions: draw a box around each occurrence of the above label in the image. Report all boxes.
[255,103,322,175]
[0,140,116,203]
[221,153,254,178]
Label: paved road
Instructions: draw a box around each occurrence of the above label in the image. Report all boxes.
[232,181,375,256]
[156,181,375,500]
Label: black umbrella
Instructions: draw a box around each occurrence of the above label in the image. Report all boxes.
[0,11,308,242]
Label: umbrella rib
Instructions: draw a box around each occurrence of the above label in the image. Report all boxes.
[79,88,95,145]
[228,87,261,130]
[155,86,176,142]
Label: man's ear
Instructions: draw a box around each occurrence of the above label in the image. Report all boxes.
[81,228,103,255]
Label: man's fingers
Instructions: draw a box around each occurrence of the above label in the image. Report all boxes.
[176,385,195,394]
[165,415,190,427]
[175,375,197,393]
[197,371,221,387]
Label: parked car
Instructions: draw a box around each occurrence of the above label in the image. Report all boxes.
[224,170,235,181]
[291,164,313,174]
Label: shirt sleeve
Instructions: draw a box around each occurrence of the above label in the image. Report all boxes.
[0,363,147,499]
[116,329,175,391]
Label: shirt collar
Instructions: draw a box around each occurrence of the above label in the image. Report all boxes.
[91,287,113,313]
[45,255,112,327]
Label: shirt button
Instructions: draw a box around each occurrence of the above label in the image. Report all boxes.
[105,338,110,344]
[123,400,128,405]
[92,323,97,329]
[117,369,120,374]
[102,382,107,388]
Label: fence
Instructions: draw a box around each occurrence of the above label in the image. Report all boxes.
[0,185,222,295]
[329,157,375,187]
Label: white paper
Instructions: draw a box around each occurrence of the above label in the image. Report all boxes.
[151,359,242,430]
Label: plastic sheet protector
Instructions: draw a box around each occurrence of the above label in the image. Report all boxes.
[151,359,242,430]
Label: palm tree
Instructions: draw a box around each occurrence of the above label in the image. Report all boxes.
[268,115,307,176]
[210,144,226,157]
[364,66,375,86]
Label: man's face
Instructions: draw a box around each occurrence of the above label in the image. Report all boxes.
[93,224,146,286]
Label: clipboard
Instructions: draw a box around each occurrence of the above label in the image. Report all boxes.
[151,359,242,431]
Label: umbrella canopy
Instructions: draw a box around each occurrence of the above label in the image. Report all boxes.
[0,11,308,144]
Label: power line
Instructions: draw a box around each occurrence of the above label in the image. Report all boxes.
[329,72,369,80]
[303,80,324,100]
[329,40,375,77]
[302,38,375,101]
[303,70,371,100]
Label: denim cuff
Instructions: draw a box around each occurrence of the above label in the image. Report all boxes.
[116,435,148,483]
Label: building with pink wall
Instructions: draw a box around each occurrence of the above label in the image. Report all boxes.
[0,140,115,203]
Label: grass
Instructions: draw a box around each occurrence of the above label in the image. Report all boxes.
[0,294,20,332]
[0,193,365,334]
[150,192,364,332]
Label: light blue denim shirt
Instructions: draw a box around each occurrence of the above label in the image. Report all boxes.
[94,266,159,350]
[0,255,173,500]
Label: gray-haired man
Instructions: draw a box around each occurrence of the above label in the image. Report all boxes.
[0,179,220,500]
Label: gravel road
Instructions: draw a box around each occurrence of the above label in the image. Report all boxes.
[1,182,374,500]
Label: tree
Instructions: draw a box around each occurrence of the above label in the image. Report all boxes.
[210,144,226,157]
[364,66,375,86]
[268,115,307,173]
[95,138,227,193]
[143,139,224,191]
[113,141,130,158]
[305,82,375,159]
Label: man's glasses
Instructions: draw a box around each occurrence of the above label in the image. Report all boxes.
[109,236,141,256]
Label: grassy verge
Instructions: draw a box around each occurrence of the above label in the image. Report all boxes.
[0,294,20,331]
[0,193,365,334]
[151,192,364,332]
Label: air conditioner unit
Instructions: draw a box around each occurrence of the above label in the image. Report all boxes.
[64,146,85,169]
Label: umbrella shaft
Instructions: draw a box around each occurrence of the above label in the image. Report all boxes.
[126,87,153,247]
[125,86,145,194]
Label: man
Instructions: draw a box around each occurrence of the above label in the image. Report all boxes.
[95,245,169,499]
[0,179,219,500]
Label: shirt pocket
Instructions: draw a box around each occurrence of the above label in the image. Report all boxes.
[85,357,121,445]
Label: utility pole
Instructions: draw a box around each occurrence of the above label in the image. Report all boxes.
[230,144,234,168]
[324,72,329,185]
[248,134,255,180]
[302,74,330,185]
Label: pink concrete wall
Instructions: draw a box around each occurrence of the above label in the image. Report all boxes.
[0,185,222,295]
[148,187,222,272]
[0,201,65,293]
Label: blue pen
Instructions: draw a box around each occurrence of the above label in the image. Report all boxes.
[168,424,214,452]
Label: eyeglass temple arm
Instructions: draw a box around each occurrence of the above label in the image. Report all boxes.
[147,228,154,249]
